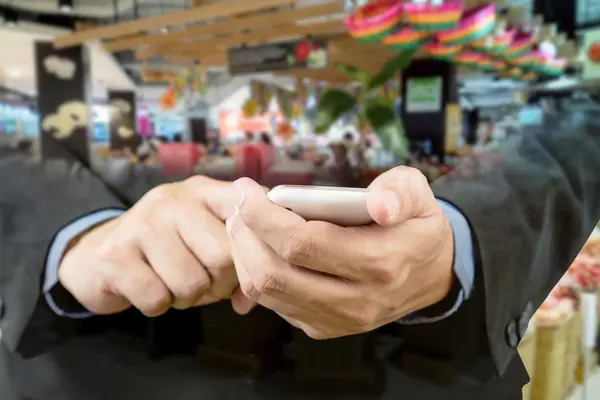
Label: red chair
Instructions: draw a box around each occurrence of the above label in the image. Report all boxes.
[157,143,201,177]
[256,144,277,178]
[234,144,262,181]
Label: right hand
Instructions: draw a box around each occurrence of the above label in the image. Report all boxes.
[59,176,244,317]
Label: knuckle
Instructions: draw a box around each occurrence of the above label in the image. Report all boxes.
[240,279,260,302]
[139,289,172,317]
[200,243,232,271]
[95,239,121,264]
[184,175,211,187]
[254,271,286,295]
[372,264,396,283]
[144,184,178,207]
[351,306,380,328]
[280,228,313,264]
[370,258,399,282]
[172,275,210,304]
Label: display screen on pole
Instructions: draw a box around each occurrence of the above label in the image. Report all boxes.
[405,77,442,113]
[227,38,329,76]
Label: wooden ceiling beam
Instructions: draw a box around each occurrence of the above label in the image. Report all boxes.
[155,20,346,61]
[104,2,343,53]
[54,0,297,48]
[184,50,390,73]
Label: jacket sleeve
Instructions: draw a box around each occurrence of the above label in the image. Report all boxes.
[0,157,151,358]
[424,106,600,376]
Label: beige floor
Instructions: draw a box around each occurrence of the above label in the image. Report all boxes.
[568,370,600,400]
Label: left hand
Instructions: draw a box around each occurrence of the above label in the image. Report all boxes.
[226,166,455,339]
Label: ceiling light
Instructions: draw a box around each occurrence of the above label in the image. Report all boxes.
[59,0,73,12]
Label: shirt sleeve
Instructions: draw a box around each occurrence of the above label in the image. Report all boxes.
[43,208,125,318]
[397,199,475,325]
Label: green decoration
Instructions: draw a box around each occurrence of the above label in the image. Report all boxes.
[314,50,413,158]
[368,50,415,90]
[365,98,408,160]
[314,89,357,134]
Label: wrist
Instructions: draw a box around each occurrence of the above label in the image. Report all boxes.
[58,218,118,285]
[403,216,455,315]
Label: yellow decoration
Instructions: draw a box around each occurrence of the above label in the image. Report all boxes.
[242,98,259,118]
[291,101,304,119]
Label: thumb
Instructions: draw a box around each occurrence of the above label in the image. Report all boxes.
[366,166,437,227]
[230,285,256,315]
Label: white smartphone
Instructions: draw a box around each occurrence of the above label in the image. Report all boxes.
[267,185,373,227]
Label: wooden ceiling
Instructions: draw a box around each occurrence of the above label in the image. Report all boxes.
[53,0,579,84]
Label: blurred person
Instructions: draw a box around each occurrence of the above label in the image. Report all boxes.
[343,131,363,168]
[328,142,359,187]
[135,135,161,164]
[259,132,273,146]
[244,131,255,144]
[207,136,221,156]
[1,101,600,400]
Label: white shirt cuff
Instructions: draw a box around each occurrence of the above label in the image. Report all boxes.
[43,208,125,318]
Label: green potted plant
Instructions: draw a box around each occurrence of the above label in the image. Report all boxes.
[313,50,415,161]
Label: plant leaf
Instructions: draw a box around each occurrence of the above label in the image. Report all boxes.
[368,50,416,91]
[365,98,409,160]
[314,89,357,134]
[335,62,371,86]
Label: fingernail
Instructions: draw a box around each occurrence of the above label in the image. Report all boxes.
[232,180,245,207]
[381,190,399,220]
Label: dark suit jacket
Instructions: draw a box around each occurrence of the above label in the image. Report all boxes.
[1,108,600,400]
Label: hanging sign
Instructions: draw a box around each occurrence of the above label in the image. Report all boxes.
[228,38,329,76]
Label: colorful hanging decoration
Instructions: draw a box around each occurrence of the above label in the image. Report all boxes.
[490,60,507,72]
[276,87,295,120]
[470,34,493,53]
[503,31,535,59]
[403,1,464,32]
[541,58,568,77]
[476,54,495,72]
[498,67,522,80]
[250,80,271,114]
[190,64,208,96]
[520,72,538,82]
[157,64,208,111]
[509,52,538,70]
[291,101,304,120]
[344,0,404,42]
[436,3,496,46]
[425,41,463,61]
[340,0,574,86]
[454,51,481,69]
[490,28,517,54]
[276,122,296,142]
[382,27,430,51]
[159,87,177,111]
[295,77,308,107]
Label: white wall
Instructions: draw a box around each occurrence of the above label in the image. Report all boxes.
[137,74,296,128]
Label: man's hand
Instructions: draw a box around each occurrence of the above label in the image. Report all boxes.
[59,176,240,317]
[227,167,455,339]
